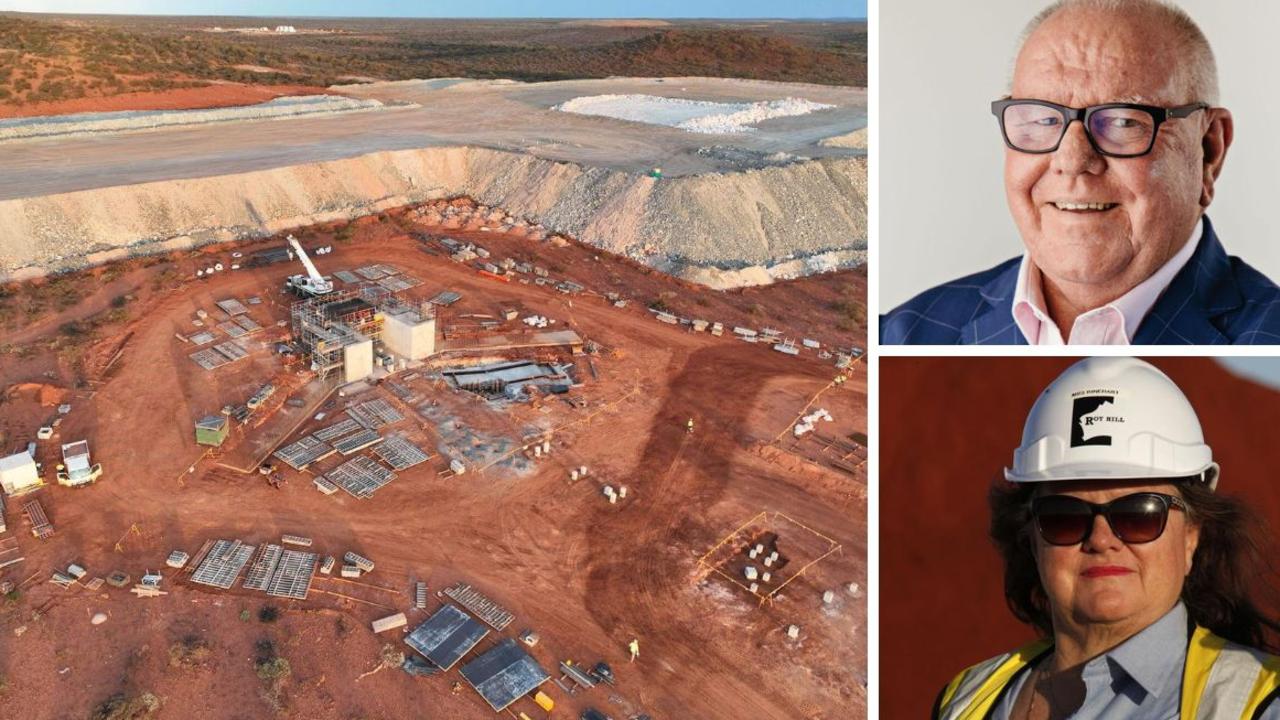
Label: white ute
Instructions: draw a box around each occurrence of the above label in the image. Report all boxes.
[57,440,103,487]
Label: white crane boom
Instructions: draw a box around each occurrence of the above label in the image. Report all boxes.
[285,234,333,295]
[288,235,324,285]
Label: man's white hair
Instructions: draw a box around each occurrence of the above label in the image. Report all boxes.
[1015,0,1219,104]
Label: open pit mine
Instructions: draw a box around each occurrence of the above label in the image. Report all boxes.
[0,76,866,288]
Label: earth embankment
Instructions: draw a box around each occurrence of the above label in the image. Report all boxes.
[0,145,866,287]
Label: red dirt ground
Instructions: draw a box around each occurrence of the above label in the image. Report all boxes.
[0,83,335,119]
[879,356,1280,720]
[0,206,866,719]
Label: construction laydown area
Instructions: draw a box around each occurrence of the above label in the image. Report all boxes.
[0,201,866,719]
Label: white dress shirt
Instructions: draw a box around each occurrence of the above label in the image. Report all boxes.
[1011,218,1203,345]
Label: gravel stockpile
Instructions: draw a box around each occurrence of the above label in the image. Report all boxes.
[553,94,835,134]
[0,95,392,142]
[0,146,865,287]
[819,127,868,149]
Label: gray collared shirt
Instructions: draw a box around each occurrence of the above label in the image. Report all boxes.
[992,602,1280,719]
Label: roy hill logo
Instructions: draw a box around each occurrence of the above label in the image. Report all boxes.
[1070,394,1126,447]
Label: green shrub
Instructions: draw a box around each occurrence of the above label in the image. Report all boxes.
[92,692,160,720]
[168,636,211,668]
[255,657,291,682]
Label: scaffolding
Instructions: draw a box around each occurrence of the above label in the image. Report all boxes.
[290,290,384,380]
[377,292,435,325]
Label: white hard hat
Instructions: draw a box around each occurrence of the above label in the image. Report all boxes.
[1006,357,1218,488]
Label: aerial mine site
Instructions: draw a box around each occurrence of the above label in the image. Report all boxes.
[0,11,866,720]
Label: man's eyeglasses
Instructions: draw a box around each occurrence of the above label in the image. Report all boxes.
[1029,492,1188,546]
[991,99,1209,158]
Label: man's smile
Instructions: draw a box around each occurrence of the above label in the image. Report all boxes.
[1050,201,1120,212]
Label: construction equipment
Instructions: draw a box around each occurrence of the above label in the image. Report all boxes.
[371,612,407,633]
[246,383,276,410]
[23,499,53,539]
[56,440,102,487]
[560,660,597,691]
[344,551,374,572]
[590,661,615,685]
[285,234,334,297]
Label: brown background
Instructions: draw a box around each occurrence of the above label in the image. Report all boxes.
[879,356,1280,719]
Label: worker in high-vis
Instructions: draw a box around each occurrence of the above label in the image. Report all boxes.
[686,418,694,434]
[934,357,1280,720]
[628,638,640,662]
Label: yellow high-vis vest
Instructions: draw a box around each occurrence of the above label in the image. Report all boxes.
[934,626,1280,720]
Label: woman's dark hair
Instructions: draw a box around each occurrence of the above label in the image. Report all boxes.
[989,476,1280,651]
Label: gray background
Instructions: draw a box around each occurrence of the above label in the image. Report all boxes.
[878,0,1280,311]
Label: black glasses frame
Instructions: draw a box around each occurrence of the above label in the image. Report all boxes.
[1029,491,1188,546]
[990,99,1210,158]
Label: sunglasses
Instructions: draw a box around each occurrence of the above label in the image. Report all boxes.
[1030,492,1188,546]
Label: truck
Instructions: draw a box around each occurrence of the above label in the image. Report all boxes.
[57,440,103,487]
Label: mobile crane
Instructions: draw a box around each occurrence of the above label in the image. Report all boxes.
[285,234,334,297]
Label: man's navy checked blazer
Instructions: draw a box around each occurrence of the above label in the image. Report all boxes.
[880,217,1280,345]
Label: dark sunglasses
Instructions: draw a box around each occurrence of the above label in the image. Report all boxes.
[1030,492,1188,546]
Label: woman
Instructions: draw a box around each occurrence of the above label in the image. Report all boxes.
[933,357,1280,720]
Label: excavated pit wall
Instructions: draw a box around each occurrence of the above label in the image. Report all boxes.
[0,145,866,288]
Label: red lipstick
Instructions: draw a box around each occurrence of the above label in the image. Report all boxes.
[1081,566,1133,578]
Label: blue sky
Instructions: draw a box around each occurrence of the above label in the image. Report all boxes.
[2,1,865,19]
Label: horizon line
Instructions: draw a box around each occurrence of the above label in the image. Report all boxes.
[0,10,866,21]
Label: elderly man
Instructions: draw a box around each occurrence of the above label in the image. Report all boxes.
[881,0,1280,345]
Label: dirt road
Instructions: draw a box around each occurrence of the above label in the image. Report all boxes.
[0,213,865,719]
